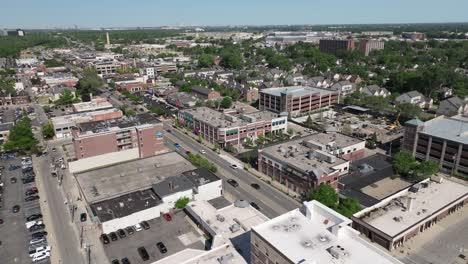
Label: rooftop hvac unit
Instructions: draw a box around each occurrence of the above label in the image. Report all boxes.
[229,223,241,233]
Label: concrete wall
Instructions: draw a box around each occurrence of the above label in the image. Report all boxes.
[194,180,222,201]
[161,189,194,210]
[74,133,118,159]
[69,148,139,173]
[101,205,162,233]
[137,124,165,158]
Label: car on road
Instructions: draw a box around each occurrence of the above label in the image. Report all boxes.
[227,179,239,187]
[250,202,261,210]
[32,251,50,262]
[156,242,167,253]
[134,223,143,232]
[10,177,17,183]
[0,219,3,224]
[109,232,118,241]
[101,234,110,244]
[138,247,150,261]
[121,257,131,264]
[185,150,191,155]
[250,183,260,190]
[125,226,134,235]
[12,205,20,213]
[27,214,42,221]
[141,221,150,230]
[80,213,87,222]
[117,229,126,238]
[199,149,206,154]
[174,143,180,148]
[111,260,120,264]
[163,213,172,222]
[230,164,238,169]
[29,224,45,232]
[51,147,56,152]
[166,129,171,133]
[25,195,40,202]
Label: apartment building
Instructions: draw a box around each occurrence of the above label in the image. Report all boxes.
[319,39,355,54]
[359,39,385,56]
[251,200,402,264]
[72,113,165,160]
[258,133,364,194]
[259,86,339,117]
[403,115,468,175]
[178,107,287,147]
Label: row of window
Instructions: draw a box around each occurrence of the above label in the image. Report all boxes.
[272,120,286,126]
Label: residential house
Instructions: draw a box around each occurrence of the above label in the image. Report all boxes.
[437,96,468,116]
[360,85,391,97]
[331,80,356,96]
[395,91,433,109]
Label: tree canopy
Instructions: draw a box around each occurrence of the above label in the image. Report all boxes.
[77,68,103,101]
[55,89,79,106]
[393,151,439,181]
[3,116,38,152]
[42,122,55,139]
[308,184,361,217]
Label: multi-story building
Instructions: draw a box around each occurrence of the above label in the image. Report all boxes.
[258,132,364,194]
[179,107,287,147]
[0,122,14,144]
[116,81,150,92]
[72,97,113,113]
[359,39,385,56]
[319,39,355,54]
[0,90,31,106]
[259,86,339,117]
[352,177,467,251]
[402,32,426,40]
[251,200,402,264]
[94,60,126,75]
[72,113,165,160]
[403,115,468,175]
[191,86,221,100]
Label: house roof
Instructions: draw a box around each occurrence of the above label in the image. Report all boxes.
[191,85,213,96]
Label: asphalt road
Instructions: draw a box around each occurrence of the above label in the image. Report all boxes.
[163,122,300,218]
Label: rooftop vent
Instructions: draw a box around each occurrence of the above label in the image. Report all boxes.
[119,202,125,208]
[302,240,314,248]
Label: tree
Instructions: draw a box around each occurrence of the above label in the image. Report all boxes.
[393,151,418,176]
[244,137,253,147]
[256,134,265,146]
[220,96,233,109]
[304,115,314,128]
[42,122,55,139]
[44,59,64,68]
[3,116,38,152]
[198,54,214,68]
[308,184,338,208]
[415,161,439,179]
[55,89,79,106]
[336,198,361,217]
[397,103,422,119]
[0,77,16,95]
[175,197,190,209]
[77,68,103,101]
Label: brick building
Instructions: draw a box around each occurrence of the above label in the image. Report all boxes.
[72,113,165,160]
[0,91,31,105]
[191,86,221,100]
[116,81,150,92]
[319,39,355,54]
[259,86,339,117]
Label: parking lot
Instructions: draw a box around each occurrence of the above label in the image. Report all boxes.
[103,210,205,263]
[0,154,50,264]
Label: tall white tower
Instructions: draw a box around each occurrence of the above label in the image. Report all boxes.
[106,32,110,46]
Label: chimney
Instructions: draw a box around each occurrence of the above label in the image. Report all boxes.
[106,32,110,46]
[406,197,414,212]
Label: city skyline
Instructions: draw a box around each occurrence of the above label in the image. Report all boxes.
[1,0,467,29]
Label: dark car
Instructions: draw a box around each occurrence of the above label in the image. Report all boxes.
[101,234,110,244]
[227,179,239,187]
[29,224,45,232]
[25,195,40,202]
[250,202,260,210]
[185,150,191,155]
[111,260,120,264]
[121,257,131,264]
[163,213,172,222]
[80,213,87,222]
[138,247,150,261]
[12,205,20,213]
[0,218,4,224]
[117,229,126,238]
[22,178,35,184]
[25,189,38,196]
[31,231,48,239]
[8,165,20,171]
[156,242,167,253]
[250,183,260,190]
[140,221,150,230]
[26,214,43,221]
[109,232,118,241]
[10,177,17,183]
[125,226,134,235]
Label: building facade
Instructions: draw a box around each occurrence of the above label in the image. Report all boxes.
[319,39,355,54]
[359,39,385,56]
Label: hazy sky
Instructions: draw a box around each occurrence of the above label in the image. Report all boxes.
[1,0,467,28]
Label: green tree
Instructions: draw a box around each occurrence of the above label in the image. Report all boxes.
[304,115,314,128]
[308,184,338,208]
[244,137,253,147]
[256,134,265,146]
[198,54,215,68]
[415,161,439,179]
[341,124,352,135]
[44,59,64,67]
[0,77,16,95]
[220,96,233,109]
[3,116,38,152]
[175,197,190,209]
[42,122,55,139]
[55,89,79,106]
[77,68,103,101]
[397,103,422,119]
[393,151,417,176]
[336,198,361,218]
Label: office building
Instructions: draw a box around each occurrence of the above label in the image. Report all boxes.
[359,39,385,56]
[402,32,426,40]
[319,39,355,54]
[259,86,339,117]
[251,200,402,264]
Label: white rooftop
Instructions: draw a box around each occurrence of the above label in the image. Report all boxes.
[419,114,468,145]
[152,244,246,264]
[253,201,402,264]
[72,97,113,113]
[355,178,468,237]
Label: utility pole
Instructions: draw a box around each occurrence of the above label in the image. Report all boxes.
[87,244,91,264]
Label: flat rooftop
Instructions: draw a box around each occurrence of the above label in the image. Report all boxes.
[306,132,364,149]
[260,86,335,97]
[51,108,122,126]
[76,113,160,134]
[90,189,162,222]
[73,98,113,112]
[417,115,468,145]
[181,107,280,128]
[253,201,402,264]
[355,178,468,237]
[76,152,196,203]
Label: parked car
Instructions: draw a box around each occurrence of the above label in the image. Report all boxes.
[134,224,143,232]
[163,213,172,222]
[29,224,45,232]
[250,183,260,190]
[125,226,134,235]
[140,221,150,230]
[174,143,180,148]
[27,187,38,192]
[156,242,167,253]
[25,195,40,202]
[121,257,131,264]
[10,177,17,183]
[111,260,120,264]
[29,246,50,257]
[250,202,261,210]
[25,189,38,196]
[26,220,42,229]
[138,247,150,261]
[101,234,110,244]
[31,231,48,239]
[227,179,239,187]
[109,232,118,241]
[32,251,50,262]
[30,237,46,245]
[22,178,35,184]
[80,213,87,222]
[199,149,206,154]
[230,164,238,169]
[26,214,42,221]
[117,229,126,238]
[12,205,20,213]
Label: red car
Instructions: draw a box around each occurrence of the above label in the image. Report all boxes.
[28,187,38,192]
[163,213,172,222]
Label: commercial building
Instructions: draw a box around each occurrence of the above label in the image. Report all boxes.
[94,60,126,75]
[0,122,13,144]
[259,86,339,117]
[251,200,402,264]
[0,91,31,105]
[72,97,113,113]
[51,108,123,139]
[116,81,150,92]
[179,107,287,147]
[72,113,165,160]
[258,132,365,194]
[191,86,221,100]
[352,177,468,251]
[403,115,468,175]
[359,39,385,56]
[319,39,355,54]
[402,32,426,40]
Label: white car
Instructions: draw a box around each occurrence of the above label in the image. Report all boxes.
[199,149,206,154]
[26,221,42,229]
[32,251,50,262]
[134,223,143,232]
[29,246,51,257]
[230,164,238,169]
[30,237,46,245]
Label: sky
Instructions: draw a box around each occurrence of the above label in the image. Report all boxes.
[1,0,467,29]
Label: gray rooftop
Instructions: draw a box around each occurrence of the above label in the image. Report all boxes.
[418,115,468,145]
[152,175,195,198]
[260,86,335,97]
